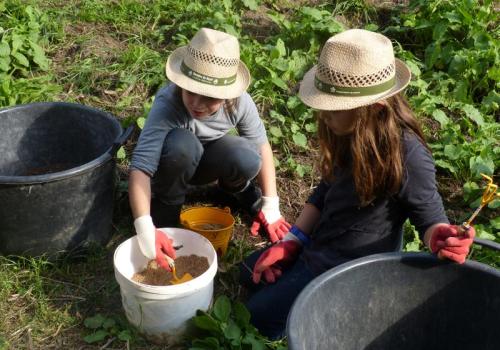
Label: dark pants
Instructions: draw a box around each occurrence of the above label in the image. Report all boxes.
[240,249,315,339]
[152,129,262,204]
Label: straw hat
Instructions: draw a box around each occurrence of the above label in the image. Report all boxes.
[165,28,250,99]
[299,29,411,111]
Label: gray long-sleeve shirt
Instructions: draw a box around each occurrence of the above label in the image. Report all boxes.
[130,84,268,176]
[303,132,449,274]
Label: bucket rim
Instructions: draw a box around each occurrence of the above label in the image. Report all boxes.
[113,228,218,296]
[0,102,122,184]
[180,206,235,231]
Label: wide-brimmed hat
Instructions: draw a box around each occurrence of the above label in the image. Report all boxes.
[165,28,250,99]
[299,29,411,111]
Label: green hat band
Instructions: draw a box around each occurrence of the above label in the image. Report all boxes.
[181,61,237,86]
[314,76,396,97]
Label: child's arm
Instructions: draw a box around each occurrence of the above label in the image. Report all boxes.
[250,141,292,242]
[129,169,176,270]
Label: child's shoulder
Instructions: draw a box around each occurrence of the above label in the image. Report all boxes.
[402,131,431,161]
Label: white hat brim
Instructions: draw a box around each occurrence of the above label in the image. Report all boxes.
[298,59,411,111]
[165,46,251,100]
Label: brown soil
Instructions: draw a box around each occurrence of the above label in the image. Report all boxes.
[132,255,209,286]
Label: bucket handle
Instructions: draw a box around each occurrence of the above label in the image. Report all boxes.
[109,125,135,155]
[473,237,500,251]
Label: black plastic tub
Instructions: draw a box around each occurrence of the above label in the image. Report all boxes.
[287,253,500,350]
[0,102,133,256]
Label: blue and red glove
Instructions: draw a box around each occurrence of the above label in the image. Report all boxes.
[250,196,291,243]
[252,225,309,284]
[429,224,475,264]
[134,215,176,271]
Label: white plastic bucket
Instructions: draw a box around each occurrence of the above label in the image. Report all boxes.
[113,228,217,344]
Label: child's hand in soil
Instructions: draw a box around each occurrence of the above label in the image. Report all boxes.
[154,229,176,271]
[134,215,176,271]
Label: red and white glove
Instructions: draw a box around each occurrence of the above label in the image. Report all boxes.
[134,215,176,271]
[252,231,303,284]
[429,224,475,264]
[250,196,291,243]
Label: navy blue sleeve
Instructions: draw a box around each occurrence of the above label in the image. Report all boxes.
[397,134,449,238]
[306,180,331,211]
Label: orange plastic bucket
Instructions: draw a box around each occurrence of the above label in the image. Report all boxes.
[180,206,235,256]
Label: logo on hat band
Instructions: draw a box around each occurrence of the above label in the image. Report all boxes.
[181,61,237,86]
[314,76,396,97]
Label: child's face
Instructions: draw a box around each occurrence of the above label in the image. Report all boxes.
[320,109,359,136]
[182,89,224,118]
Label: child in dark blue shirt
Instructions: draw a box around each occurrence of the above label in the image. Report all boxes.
[241,29,475,339]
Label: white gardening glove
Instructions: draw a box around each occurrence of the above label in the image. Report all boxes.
[134,215,176,271]
[250,196,291,243]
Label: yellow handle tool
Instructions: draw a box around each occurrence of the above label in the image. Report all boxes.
[461,174,499,231]
[165,255,193,285]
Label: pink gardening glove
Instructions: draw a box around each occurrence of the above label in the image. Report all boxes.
[250,196,291,242]
[134,215,176,271]
[252,233,302,284]
[429,224,475,264]
[154,229,176,271]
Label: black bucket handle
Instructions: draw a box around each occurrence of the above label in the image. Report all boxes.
[110,125,134,156]
[474,237,500,251]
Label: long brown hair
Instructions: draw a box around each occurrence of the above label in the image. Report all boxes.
[173,85,238,117]
[317,93,428,206]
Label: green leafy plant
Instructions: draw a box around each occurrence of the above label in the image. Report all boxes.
[82,314,133,345]
[189,296,286,350]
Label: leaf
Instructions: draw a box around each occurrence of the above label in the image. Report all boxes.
[269,126,282,138]
[292,132,307,148]
[443,145,460,160]
[242,334,266,350]
[102,318,116,329]
[12,52,29,67]
[117,330,132,341]
[83,330,109,344]
[0,41,10,57]
[271,77,288,90]
[474,225,496,241]
[490,217,500,230]
[434,159,456,174]
[469,156,494,178]
[213,295,231,322]
[0,56,10,71]
[29,40,49,70]
[193,315,220,333]
[136,117,146,129]
[84,314,106,329]
[116,146,126,159]
[233,302,251,328]
[242,0,258,10]
[405,60,421,77]
[461,104,484,126]
[431,109,450,128]
[191,337,220,349]
[223,321,241,341]
[11,33,24,54]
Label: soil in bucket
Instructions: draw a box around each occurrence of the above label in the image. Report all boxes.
[132,255,209,286]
